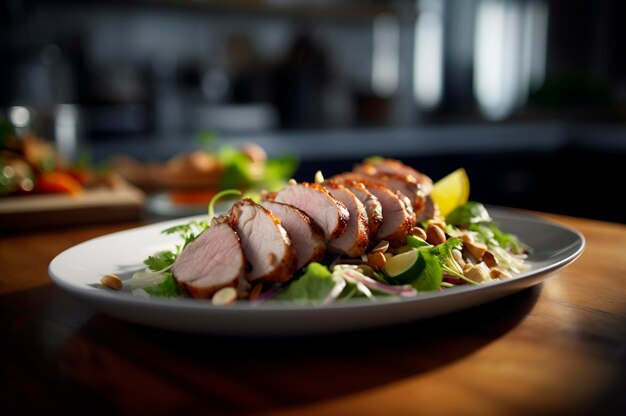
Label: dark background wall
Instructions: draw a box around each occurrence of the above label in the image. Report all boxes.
[1,0,625,223]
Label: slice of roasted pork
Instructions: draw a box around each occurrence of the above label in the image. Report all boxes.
[271,182,349,241]
[366,184,415,247]
[354,157,433,195]
[417,194,440,222]
[260,200,326,270]
[338,180,383,241]
[228,199,297,283]
[171,218,245,298]
[332,177,414,247]
[322,182,369,257]
[333,171,425,218]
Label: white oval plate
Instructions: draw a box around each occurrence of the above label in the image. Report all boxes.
[49,208,584,335]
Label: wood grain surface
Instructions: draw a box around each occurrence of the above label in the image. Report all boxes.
[1,212,624,415]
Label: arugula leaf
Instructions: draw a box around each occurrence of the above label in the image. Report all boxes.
[276,263,335,305]
[411,250,442,291]
[469,223,529,254]
[144,251,177,271]
[423,237,478,285]
[446,202,492,226]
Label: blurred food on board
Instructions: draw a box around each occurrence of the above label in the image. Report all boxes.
[113,139,298,207]
[1,122,125,197]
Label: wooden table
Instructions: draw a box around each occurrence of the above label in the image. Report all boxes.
[1,212,625,415]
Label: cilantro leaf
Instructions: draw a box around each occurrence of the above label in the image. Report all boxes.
[144,251,177,271]
[144,273,183,298]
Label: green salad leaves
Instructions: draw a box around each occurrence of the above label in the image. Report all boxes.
[132,197,529,303]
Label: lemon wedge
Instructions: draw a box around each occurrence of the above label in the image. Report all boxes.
[431,168,470,217]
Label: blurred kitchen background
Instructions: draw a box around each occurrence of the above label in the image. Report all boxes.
[1,0,625,222]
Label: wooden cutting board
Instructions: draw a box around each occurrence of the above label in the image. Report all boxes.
[0,184,145,231]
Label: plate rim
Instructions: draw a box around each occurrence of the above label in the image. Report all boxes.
[48,206,585,315]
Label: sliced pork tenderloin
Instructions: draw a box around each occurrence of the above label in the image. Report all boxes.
[367,184,415,247]
[271,182,349,241]
[417,194,440,222]
[333,171,425,219]
[337,180,383,241]
[172,218,245,298]
[260,200,326,270]
[354,158,433,195]
[322,182,369,257]
[228,199,297,284]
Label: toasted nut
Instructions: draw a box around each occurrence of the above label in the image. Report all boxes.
[490,267,511,279]
[463,263,490,283]
[483,250,498,268]
[249,283,263,301]
[426,224,446,246]
[367,252,387,271]
[314,170,325,184]
[410,226,427,240]
[100,274,123,290]
[357,264,376,277]
[212,287,237,306]
[371,240,389,254]
[431,221,447,232]
[462,235,488,260]
[452,249,466,268]
[288,178,297,185]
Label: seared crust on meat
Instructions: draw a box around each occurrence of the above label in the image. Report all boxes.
[354,158,433,194]
[228,199,297,284]
[331,176,414,247]
[261,200,326,269]
[271,182,349,241]
[323,182,369,257]
[333,171,426,218]
[334,179,384,241]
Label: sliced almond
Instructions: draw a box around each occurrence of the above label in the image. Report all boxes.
[410,226,427,240]
[371,240,389,254]
[212,287,237,306]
